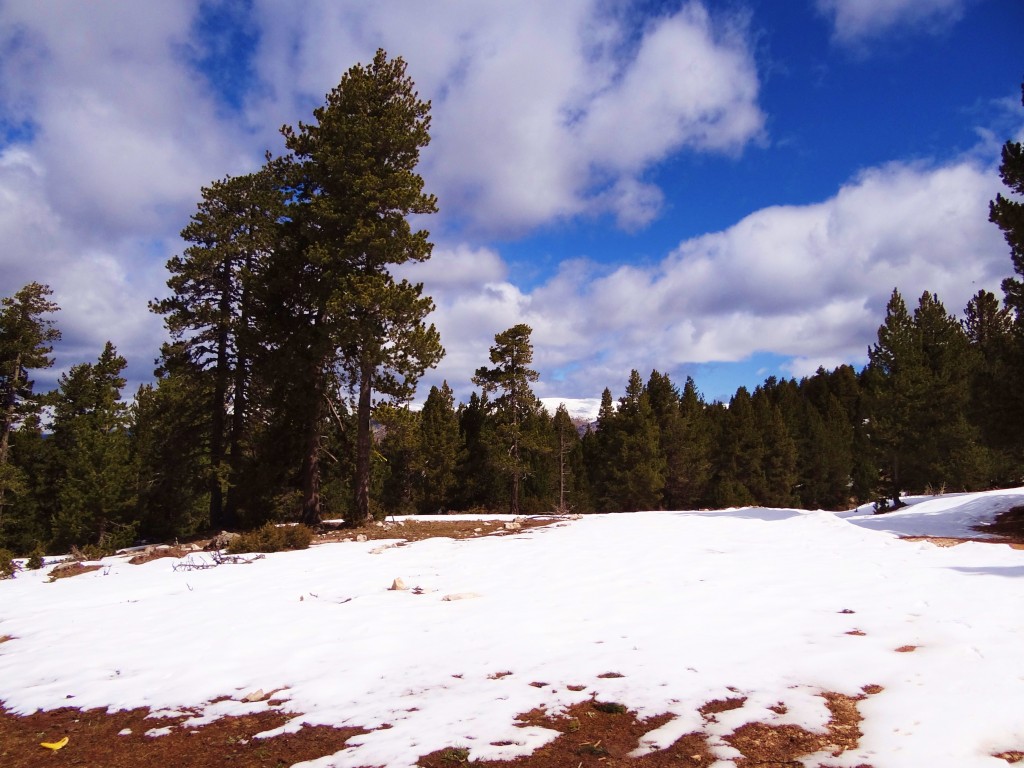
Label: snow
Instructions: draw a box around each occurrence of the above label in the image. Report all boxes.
[2,488,1023,767]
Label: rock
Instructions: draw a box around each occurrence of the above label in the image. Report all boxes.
[503,521,521,531]
[389,577,408,591]
[207,531,240,550]
[442,592,481,601]
[355,534,368,543]
[374,521,385,528]
[241,688,265,703]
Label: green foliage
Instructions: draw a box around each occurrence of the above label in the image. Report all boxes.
[153,166,288,531]
[418,382,460,513]
[48,342,139,551]
[1,283,60,540]
[436,747,470,764]
[592,701,628,714]
[25,545,44,570]
[375,403,422,515]
[0,547,15,579]
[280,49,443,528]
[989,81,1024,319]
[227,523,315,554]
[552,403,588,513]
[987,84,1024,474]
[867,290,983,506]
[472,324,543,515]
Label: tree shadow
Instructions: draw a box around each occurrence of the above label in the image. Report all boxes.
[949,566,1024,578]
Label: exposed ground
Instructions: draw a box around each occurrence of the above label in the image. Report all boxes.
[0,689,874,768]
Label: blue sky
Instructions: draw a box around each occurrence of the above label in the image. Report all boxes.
[0,0,1021,408]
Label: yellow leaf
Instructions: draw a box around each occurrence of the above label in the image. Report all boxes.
[40,735,69,751]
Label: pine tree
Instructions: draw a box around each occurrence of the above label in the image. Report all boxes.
[152,166,286,530]
[585,387,620,511]
[963,289,1017,481]
[708,388,762,507]
[131,353,212,542]
[609,370,665,511]
[281,49,443,527]
[867,290,981,508]
[376,403,422,515]
[912,291,982,490]
[0,283,60,529]
[454,392,500,510]
[988,81,1024,468]
[552,403,587,512]
[753,387,797,508]
[866,289,921,508]
[50,342,137,550]
[646,370,687,509]
[990,81,1024,319]
[472,324,541,515]
[418,382,460,513]
[0,413,53,552]
[676,376,713,509]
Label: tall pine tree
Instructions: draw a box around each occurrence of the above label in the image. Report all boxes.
[472,324,541,515]
[281,49,443,527]
[0,283,60,531]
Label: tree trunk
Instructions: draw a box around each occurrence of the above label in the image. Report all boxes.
[351,359,373,528]
[300,358,327,528]
[209,261,232,530]
[510,433,520,517]
[558,425,566,512]
[225,276,251,526]
[300,406,323,527]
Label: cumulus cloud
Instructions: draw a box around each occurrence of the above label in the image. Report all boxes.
[412,157,1010,403]
[0,0,1013,410]
[0,0,256,391]
[0,0,766,395]
[247,1,764,236]
[815,0,968,43]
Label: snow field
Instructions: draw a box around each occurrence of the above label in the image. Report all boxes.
[0,488,1022,767]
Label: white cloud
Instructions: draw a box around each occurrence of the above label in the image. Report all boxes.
[413,157,1011,402]
[816,0,967,43]
[246,1,764,236]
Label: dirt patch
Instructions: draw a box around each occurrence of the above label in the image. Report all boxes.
[127,546,191,565]
[421,699,716,768]
[315,516,567,546]
[47,562,104,581]
[698,696,747,718]
[0,691,872,768]
[726,692,864,768]
[0,703,363,768]
[995,750,1024,763]
[421,692,869,768]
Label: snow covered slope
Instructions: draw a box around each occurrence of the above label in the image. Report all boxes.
[1,490,1022,767]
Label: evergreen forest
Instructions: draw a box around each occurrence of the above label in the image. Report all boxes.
[1,58,1022,556]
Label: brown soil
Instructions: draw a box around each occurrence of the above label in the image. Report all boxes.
[0,704,363,768]
[0,690,874,768]
[419,692,870,768]
[317,516,564,544]
[47,562,105,581]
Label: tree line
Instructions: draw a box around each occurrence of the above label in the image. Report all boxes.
[0,65,1021,555]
